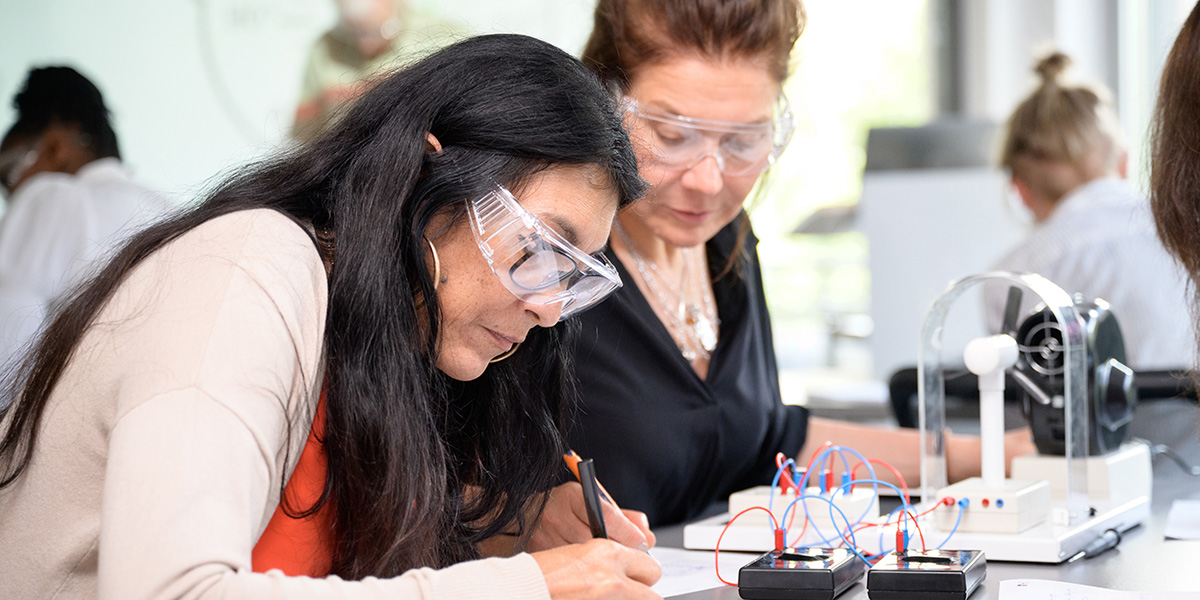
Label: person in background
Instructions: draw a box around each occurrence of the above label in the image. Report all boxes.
[1151,2,1200,353]
[540,0,1036,529]
[986,51,1193,371]
[0,35,658,599]
[0,66,172,374]
[293,0,465,140]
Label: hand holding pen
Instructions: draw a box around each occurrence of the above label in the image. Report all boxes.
[523,450,656,552]
[563,450,654,551]
[526,451,662,599]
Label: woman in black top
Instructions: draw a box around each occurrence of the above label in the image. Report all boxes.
[554,0,1038,529]
[572,222,807,526]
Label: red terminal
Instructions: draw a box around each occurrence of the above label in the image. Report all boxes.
[942,497,955,506]
[774,528,786,551]
[981,498,990,508]
[895,529,906,552]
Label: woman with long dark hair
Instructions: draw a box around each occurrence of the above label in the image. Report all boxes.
[0,34,659,599]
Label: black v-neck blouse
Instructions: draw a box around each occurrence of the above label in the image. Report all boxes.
[567,219,809,527]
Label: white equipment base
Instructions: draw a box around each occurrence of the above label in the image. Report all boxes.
[1011,443,1152,505]
[727,485,879,528]
[921,495,1149,563]
[935,478,1051,533]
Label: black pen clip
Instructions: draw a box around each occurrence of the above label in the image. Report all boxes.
[578,458,608,539]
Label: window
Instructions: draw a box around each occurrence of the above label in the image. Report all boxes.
[753,0,933,376]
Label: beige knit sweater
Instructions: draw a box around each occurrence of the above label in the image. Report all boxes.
[0,209,551,600]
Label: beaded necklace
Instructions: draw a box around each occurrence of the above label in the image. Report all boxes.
[614,222,719,362]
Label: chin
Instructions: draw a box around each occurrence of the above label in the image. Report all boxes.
[436,354,490,382]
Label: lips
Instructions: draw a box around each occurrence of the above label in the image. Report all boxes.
[485,327,523,352]
[670,208,713,224]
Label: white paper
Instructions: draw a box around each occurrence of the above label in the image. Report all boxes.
[650,547,758,598]
[1001,579,1200,599]
[1165,499,1200,540]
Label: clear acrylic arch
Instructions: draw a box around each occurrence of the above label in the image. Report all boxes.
[917,271,1090,526]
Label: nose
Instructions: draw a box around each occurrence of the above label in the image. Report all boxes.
[525,300,562,328]
[680,154,725,196]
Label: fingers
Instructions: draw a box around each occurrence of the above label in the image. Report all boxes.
[528,482,593,551]
[532,483,657,553]
[601,501,649,549]
[611,541,662,588]
[534,539,663,600]
[620,509,656,549]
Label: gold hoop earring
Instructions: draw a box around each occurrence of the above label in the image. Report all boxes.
[427,238,442,290]
[490,343,520,363]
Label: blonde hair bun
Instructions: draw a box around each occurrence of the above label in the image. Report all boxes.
[1035,51,1072,85]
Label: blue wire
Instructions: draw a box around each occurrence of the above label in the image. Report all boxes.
[768,458,798,531]
[793,447,881,538]
[780,493,871,565]
[936,501,966,549]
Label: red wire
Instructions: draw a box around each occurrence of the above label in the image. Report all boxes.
[850,459,911,504]
[805,441,834,479]
[715,506,780,587]
[842,497,948,535]
[778,445,838,547]
[835,497,950,553]
[904,509,927,550]
[790,449,901,550]
[775,452,797,493]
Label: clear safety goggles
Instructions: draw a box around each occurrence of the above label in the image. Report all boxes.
[467,184,622,321]
[624,97,795,177]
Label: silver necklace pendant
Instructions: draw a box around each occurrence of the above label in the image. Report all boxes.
[615,221,719,362]
[686,304,719,353]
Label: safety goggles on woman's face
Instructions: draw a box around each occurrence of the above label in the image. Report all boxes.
[624,97,795,177]
[467,184,622,321]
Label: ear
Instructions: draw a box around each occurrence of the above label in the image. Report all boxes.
[1012,176,1035,212]
[425,132,443,154]
[38,124,92,174]
[37,127,73,172]
[1117,149,1128,179]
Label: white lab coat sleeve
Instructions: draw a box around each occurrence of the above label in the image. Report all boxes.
[0,176,92,369]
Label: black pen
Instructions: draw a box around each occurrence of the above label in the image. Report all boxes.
[1067,528,1121,563]
[577,458,608,539]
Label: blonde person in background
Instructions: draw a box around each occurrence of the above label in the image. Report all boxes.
[985,52,1194,371]
[292,0,465,141]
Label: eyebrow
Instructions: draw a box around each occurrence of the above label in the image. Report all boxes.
[544,214,583,248]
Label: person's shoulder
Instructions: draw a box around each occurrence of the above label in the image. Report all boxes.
[186,207,298,233]
[0,174,92,235]
[174,210,321,275]
[8,172,87,206]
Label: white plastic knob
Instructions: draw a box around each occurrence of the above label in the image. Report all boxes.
[963,334,1019,376]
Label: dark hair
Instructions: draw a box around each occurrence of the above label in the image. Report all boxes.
[1152,5,1200,282]
[581,0,805,277]
[0,34,644,579]
[1150,3,1200,364]
[3,66,121,159]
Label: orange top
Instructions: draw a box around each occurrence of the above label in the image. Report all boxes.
[251,391,335,576]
